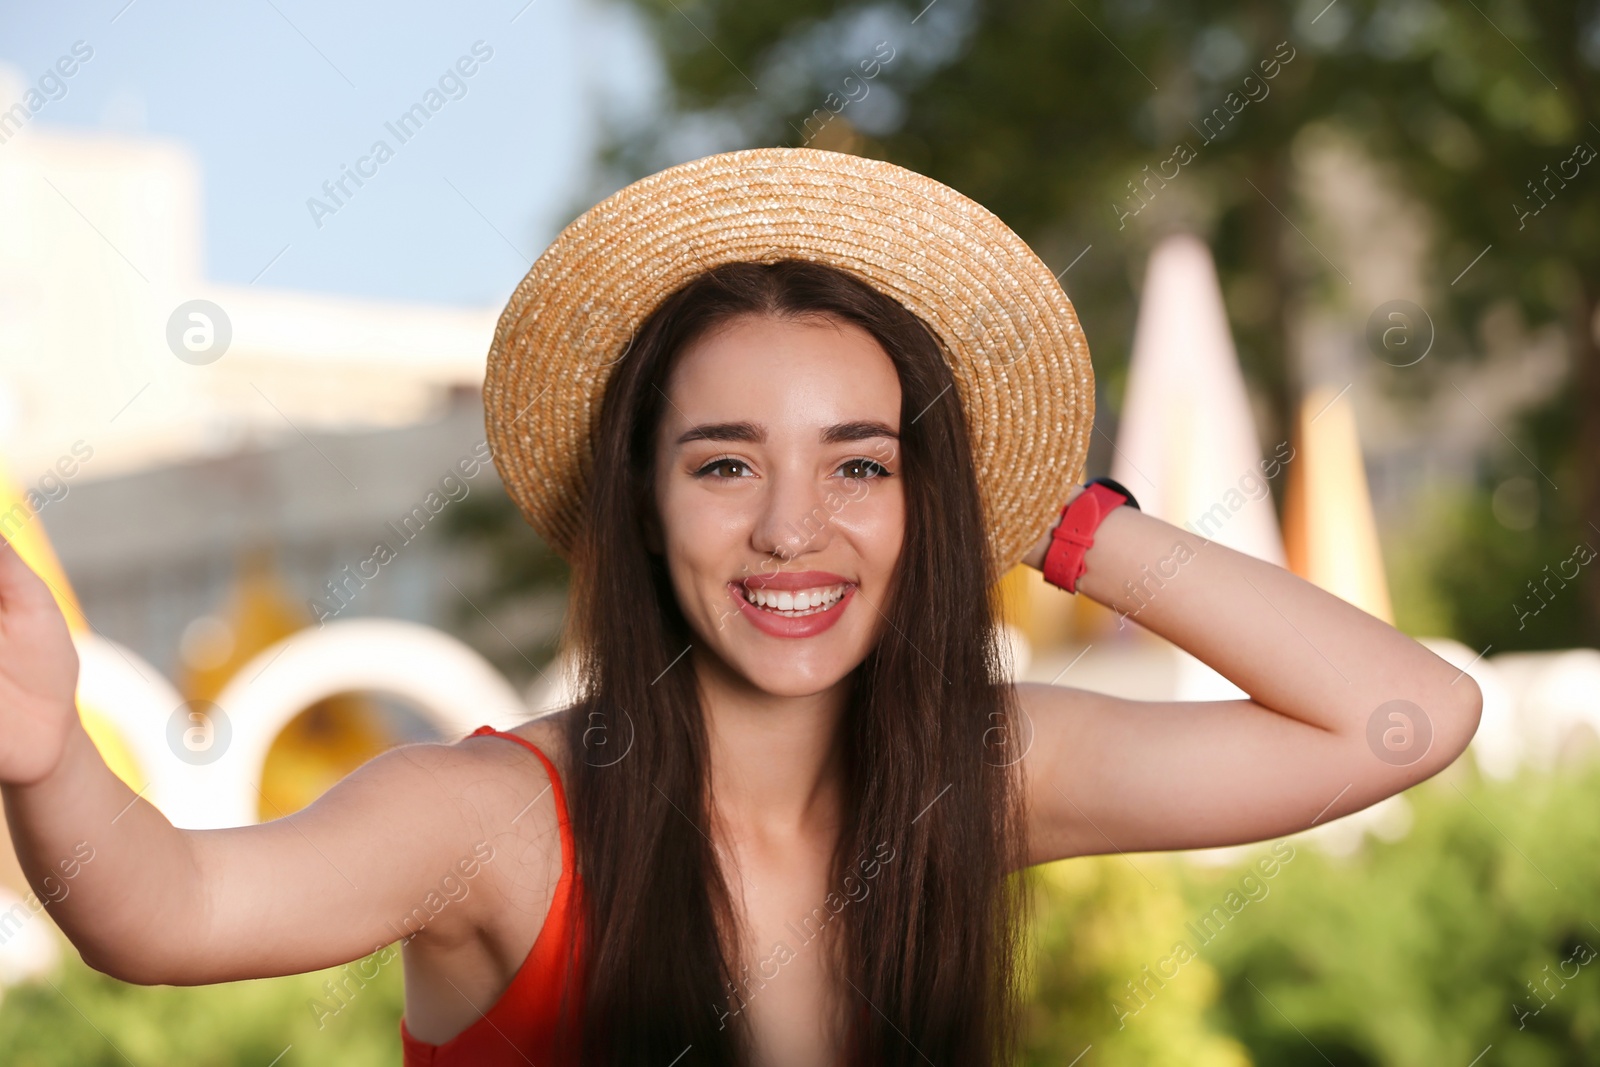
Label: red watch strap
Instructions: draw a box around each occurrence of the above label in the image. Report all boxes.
[1042,482,1129,593]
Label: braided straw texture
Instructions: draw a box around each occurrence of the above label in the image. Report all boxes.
[484,146,1094,573]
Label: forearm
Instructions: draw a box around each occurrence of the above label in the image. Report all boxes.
[3,716,204,980]
[1029,495,1478,741]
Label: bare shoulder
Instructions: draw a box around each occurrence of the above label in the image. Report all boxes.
[1013,679,1088,722]
[478,710,577,925]
[372,713,564,823]
[1011,679,1163,866]
[501,707,574,783]
[396,708,578,946]
[443,707,576,854]
[1011,680,1098,774]
[401,708,574,812]
[387,712,581,1027]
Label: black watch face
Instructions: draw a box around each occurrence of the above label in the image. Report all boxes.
[1088,476,1140,511]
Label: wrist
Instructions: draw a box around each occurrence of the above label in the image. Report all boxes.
[1032,477,1140,593]
[1022,484,1085,571]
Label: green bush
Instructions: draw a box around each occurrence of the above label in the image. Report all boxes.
[0,949,404,1066]
[1022,757,1600,1065]
[1205,760,1600,1065]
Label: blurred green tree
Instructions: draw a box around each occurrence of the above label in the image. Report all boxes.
[1312,1,1600,654]
[567,0,1600,653]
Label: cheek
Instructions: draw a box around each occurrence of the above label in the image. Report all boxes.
[655,486,744,616]
[827,479,905,562]
[658,482,749,557]
[832,476,908,534]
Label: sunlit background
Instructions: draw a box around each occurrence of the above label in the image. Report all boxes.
[2,0,1599,1063]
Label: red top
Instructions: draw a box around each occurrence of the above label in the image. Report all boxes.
[400,725,585,1065]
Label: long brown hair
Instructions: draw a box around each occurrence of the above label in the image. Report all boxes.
[553,258,1031,1064]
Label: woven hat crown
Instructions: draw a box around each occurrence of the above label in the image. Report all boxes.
[484,146,1094,572]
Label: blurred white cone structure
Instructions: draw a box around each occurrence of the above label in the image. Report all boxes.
[1112,233,1286,703]
[1114,233,1287,566]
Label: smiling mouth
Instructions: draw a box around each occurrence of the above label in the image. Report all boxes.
[736,582,853,617]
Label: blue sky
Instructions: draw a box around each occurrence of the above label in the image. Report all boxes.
[1,0,658,306]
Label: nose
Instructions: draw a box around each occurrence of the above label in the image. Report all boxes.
[750,465,834,563]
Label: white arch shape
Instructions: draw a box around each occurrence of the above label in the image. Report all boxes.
[72,631,190,805]
[142,619,534,829]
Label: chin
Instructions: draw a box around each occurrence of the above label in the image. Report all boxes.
[739,668,864,700]
[736,660,856,699]
[699,632,866,699]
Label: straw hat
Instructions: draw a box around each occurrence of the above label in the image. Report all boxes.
[484,146,1094,573]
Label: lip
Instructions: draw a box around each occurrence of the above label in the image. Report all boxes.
[738,570,852,591]
[726,578,856,639]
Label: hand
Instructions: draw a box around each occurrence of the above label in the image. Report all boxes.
[0,537,82,785]
[1019,484,1085,572]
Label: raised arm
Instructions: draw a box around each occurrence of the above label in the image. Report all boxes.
[1016,486,1483,865]
[0,538,544,985]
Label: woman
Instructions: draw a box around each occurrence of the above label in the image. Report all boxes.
[0,148,1480,1066]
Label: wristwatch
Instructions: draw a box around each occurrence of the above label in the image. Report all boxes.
[1041,476,1139,594]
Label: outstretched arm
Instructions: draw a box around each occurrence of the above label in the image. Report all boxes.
[1016,486,1482,865]
[0,539,543,985]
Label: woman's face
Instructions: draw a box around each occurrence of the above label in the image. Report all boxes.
[651,312,906,699]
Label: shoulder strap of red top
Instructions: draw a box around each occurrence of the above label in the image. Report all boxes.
[470,725,576,873]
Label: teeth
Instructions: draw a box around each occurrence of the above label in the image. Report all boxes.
[739,583,849,616]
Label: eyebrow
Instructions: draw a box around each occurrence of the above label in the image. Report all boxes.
[675,419,900,446]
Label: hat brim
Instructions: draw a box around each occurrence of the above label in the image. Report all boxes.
[484,146,1094,574]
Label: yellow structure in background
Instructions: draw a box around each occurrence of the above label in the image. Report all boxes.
[0,458,145,792]
[0,448,408,827]
[0,450,400,824]
[1282,385,1395,625]
[176,548,396,820]
[997,559,1124,661]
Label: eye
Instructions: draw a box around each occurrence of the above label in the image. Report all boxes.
[836,457,892,480]
[693,455,754,479]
